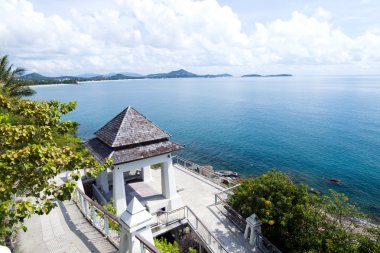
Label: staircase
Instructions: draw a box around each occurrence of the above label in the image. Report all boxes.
[151,206,229,253]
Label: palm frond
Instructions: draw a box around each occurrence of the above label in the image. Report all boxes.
[14,67,26,78]
[0,54,34,97]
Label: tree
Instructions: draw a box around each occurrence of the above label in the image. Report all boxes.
[228,170,380,252]
[154,237,180,253]
[0,55,35,97]
[0,93,111,245]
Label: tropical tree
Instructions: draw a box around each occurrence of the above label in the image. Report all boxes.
[0,55,35,97]
[0,93,111,246]
[228,170,380,252]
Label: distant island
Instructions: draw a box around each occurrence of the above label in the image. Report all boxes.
[241,74,293,77]
[19,69,233,85]
[18,69,292,85]
[19,72,143,85]
[147,69,232,78]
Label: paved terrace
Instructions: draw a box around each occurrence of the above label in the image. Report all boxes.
[126,164,255,253]
[16,173,117,253]
[16,200,117,253]
[17,165,254,253]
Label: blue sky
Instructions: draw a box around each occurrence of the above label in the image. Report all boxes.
[1,0,379,76]
[219,0,379,36]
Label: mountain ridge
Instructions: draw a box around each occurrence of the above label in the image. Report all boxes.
[20,70,292,84]
[20,69,234,83]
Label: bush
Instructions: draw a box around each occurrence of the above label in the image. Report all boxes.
[228,170,379,252]
[154,237,180,253]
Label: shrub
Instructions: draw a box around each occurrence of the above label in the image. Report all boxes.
[228,170,379,252]
[154,237,180,253]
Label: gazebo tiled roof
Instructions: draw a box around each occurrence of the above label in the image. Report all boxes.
[84,107,183,165]
[95,107,170,147]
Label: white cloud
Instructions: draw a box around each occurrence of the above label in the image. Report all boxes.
[314,7,331,20]
[250,10,380,67]
[0,0,379,75]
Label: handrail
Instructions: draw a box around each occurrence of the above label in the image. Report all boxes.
[214,187,282,253]
[173,156,237,188]
[136,234,162,253]
[75,186,118,223]
[72,187,161,253]
[186,206,229,253]
[214,184,240,205]
[74,187,228,253]
[153,205,187,216]
[152,206,229,253]
[219,183,241,194]
[214,192,247,232]
[256,231,283,253]
[151,206,187,230]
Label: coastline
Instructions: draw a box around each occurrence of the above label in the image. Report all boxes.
[27,83,74,88]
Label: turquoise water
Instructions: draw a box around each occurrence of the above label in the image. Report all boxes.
[31,77,380,219]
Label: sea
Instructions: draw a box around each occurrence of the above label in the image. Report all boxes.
[31,76,380,220]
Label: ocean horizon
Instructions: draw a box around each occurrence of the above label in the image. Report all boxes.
[31,76,380,221]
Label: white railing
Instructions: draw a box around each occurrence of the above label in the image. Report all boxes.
[214,185,247,232]
[151,206,187,230]
[214,186,282,253]
[152,206,229,253]
[72,187,161,253]
[255,231,283,253]
[173,156,237,188]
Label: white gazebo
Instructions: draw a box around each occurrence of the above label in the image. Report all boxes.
[84,106,183,215]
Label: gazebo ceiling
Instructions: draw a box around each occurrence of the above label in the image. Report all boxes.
[84,106,183,165]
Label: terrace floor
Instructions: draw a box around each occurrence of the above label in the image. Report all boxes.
[145,164,255,252]
[17,164,255,253]
[16,200,117,253]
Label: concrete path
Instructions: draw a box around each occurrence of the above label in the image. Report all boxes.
[16,200,117,253]
[149,165,255,253]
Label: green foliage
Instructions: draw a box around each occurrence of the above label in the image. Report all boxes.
[0,55,35,97]
[154,237,180,253]
[228,170,380,252]
[356,227,380,253]
[18,79,78,86]
[0,93,111,238]
[103,201,116,215]
[102,201,119,230]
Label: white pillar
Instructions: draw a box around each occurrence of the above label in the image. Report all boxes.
[161,159,177,199]
[244,225,250,239]
[141,166,152,182]
[119,227,132,253]
[119,197,154,253]
[161,158,182,210]
[96,171,109,193]
[245,214,262,247]
[250,227,255,245]
[113,168,127,216]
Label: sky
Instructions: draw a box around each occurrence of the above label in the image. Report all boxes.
[1,0,380,76]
